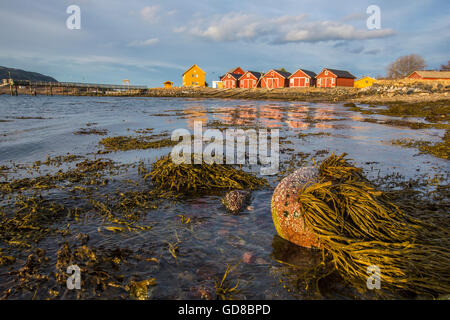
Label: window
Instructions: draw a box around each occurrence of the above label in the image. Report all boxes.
[290,79,294,84]
[331,78,335,84]
[318,79,321,85]
[253,80,256,85]
[325,71,328,75]
[306,78,309,83]
[247,74,250,77]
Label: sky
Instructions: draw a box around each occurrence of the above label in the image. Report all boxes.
[0,0,449,87]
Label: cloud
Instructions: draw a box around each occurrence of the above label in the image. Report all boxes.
[176,12,395,44]
[348,46,365,54]
[363,48,382,55]
[341,13,367,22]
[140,6,160,23]
[127,38,160,47]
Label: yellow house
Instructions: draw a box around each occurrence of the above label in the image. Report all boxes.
[163,81,173,88]
[182,64,206,87]
[354,76,376,88]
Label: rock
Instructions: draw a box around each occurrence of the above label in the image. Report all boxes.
[190,285,214,300]
[271,167,321,248]
[242,251,255,264]
[222,190,250,214]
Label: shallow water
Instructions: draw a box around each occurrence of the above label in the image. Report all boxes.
[0,95,447,299]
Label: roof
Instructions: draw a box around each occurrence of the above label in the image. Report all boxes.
[228,67,245,74]
[182,64,205,76]
[355,76,376,81]
[409,70,450,79]
[273,69,292,78]
[221,73,241,80]
[289,69,317,79]
[321,68,356,79]
[239,71,263,80]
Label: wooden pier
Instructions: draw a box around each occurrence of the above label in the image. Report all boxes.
[0,79,147,96]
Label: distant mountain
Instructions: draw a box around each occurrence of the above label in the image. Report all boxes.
[0,66,57,82]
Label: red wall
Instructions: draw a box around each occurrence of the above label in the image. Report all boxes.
[336,78,354,87]
[240,73,259,88]
[230,67,245,75]
[221,74,238,88]
[261,71,288,89]
[316,69,354,87]
[408,72,449,80]
[408,72,422,79]
[289,70,314,87]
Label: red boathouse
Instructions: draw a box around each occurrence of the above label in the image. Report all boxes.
[316,68,356,88]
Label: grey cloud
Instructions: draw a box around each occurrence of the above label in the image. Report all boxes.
[177,12,395,44]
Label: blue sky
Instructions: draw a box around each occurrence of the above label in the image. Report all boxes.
[0,0,448,87]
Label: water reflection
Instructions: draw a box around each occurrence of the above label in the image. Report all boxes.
[182,104,349,130]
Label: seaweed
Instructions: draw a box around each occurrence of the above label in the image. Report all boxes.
[392,129,450,159]
[297,153,450,297]
[215,262,241,300]
[0,195,77,247]
[99,134,176,151]
[73,128,108,136]
[147,155,267,193]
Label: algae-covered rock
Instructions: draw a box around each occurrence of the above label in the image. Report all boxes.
[271,167,321,248]
[222,190,250,214]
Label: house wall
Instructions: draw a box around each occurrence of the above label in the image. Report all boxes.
[230,67,245,75]
[316,76,336,88]
[240,73,259,88]
[336,78,355,87]
[261,70,288,89]
[289,70,314,87]
[182,66,206,87]
[408,72,422,79]
[354,77,375,88]
[221,73,238,88]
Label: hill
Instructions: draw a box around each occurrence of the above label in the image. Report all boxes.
[0,66,57,82]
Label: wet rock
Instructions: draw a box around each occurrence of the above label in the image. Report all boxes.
[242,251,255,264]
[190,284,214,300]
[222,190,250,214]
[255,257,268,265]
[271,167,321,248]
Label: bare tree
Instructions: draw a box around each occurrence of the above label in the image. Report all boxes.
[440,61,450,71]
[387,54,426,79]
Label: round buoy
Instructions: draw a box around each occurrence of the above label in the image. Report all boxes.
[271,167,321,248]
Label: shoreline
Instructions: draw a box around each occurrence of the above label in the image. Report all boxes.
[1,84,449,106]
